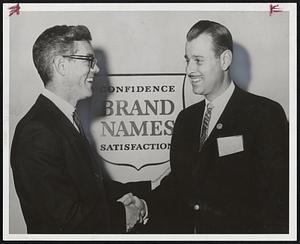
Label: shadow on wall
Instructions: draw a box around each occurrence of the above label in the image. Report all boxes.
[77,48,110,124]
[76,49,152,207]
[230,42,252,91]
[76,48,111,178]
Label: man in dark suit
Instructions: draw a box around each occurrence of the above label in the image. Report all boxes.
[129,20,289,234]
[10,25,142,233]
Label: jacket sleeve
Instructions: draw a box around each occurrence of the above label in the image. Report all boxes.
[255,102,289,233]
[144,110,184,231]
[11,122,125,233]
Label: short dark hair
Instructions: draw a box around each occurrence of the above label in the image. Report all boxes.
[186,20,233,57]
[32,25,92,86]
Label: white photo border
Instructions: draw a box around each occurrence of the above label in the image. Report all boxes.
[3,2,297,241]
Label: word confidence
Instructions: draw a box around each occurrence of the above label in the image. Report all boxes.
[100,85,175,93]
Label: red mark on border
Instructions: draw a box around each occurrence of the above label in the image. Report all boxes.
[269,4,282,16]
[8,3,21,17]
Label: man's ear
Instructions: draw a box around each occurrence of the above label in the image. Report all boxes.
[220,50,232,71]
[53,56,67,76]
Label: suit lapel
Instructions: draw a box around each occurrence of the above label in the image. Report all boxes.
[36,95,102,177]
[184,101,204,172]
[192,86,247,179]
[37,95,78,134]
[200,86,246,150]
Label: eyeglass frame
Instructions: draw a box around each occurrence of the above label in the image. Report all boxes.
[62,54,97,69]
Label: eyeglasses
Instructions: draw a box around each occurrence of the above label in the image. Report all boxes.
[62,54,97,69]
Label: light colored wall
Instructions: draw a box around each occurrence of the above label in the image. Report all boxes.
[8,11,289,234]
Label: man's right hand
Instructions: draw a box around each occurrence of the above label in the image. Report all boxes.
[124,203,141,232]
[118,193,148,232]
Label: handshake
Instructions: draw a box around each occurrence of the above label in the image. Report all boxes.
[118,193,148,232]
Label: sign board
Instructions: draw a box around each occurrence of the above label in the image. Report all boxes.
[91,74,186,188]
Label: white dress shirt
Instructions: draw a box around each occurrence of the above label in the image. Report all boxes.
[42,88,79,132]
[203,81,235,139]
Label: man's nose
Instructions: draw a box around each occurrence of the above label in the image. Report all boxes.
[186,61,195,74]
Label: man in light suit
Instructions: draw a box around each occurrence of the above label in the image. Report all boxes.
[128,20,289,233]
[10,25,142,233]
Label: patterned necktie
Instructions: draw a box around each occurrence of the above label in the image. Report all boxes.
[199,103,213,152]
[72,110,86,138]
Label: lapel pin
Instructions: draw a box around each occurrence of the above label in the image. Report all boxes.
[216,123,223,130]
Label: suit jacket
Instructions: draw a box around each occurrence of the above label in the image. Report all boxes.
[147,85,289,233]
[11,95,125,234]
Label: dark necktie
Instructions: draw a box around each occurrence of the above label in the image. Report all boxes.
[199,103,213,152]
[72,110,86,138]
[73,110,104,181]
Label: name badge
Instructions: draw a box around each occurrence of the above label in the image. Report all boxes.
[217,135,244,157]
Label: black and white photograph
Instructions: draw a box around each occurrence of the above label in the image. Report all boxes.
[3,3,297,241]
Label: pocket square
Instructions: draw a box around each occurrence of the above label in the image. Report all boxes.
[217,135,244,157]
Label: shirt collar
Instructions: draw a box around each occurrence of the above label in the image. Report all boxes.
[205,81,235,108]
[42,88,76,121]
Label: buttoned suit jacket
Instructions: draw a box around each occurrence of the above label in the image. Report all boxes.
[147,85,289,233]
[11,95,125,233]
